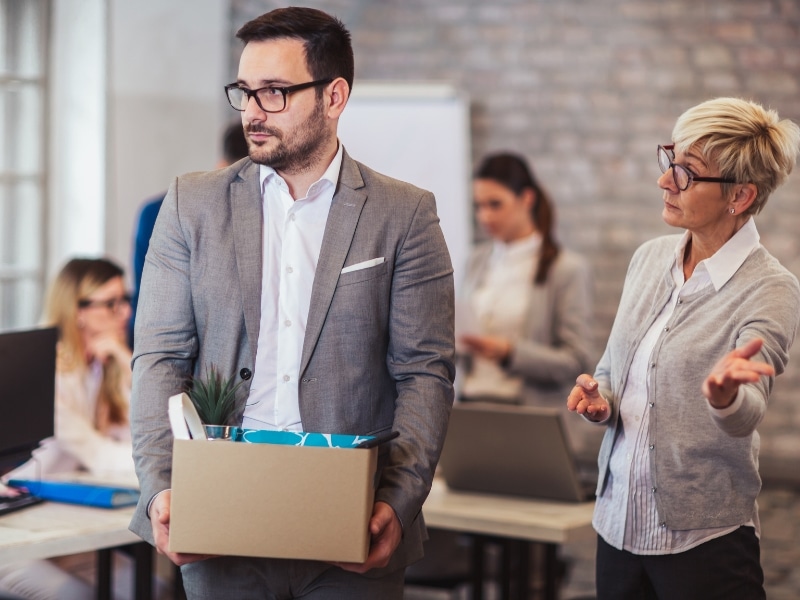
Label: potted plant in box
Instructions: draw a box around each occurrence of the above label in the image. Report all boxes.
[186,365,244,440]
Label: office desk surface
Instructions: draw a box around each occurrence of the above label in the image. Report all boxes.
[0,501,139,562]
[423,478,595,544]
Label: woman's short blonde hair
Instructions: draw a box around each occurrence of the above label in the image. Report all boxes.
[672,97,800,214]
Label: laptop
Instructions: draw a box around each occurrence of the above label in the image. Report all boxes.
[0,326,58,515]
[438,402,595,502]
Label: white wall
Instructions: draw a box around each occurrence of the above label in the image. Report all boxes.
[47,0,107,279]
[105,0,229,281]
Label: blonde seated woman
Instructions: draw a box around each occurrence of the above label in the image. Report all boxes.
[0,258,135,600]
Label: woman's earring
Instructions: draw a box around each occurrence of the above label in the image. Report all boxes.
[730,208,735,215]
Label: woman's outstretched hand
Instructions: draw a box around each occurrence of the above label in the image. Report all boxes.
[567,374,610,422]
[702,338,774,409]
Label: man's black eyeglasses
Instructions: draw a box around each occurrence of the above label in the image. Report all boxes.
[657,144,737,191]
[224,78,333,113]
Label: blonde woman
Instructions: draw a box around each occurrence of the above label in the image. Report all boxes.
[0,258,135,600]
[568,98,800,599]
[42,258,134,476]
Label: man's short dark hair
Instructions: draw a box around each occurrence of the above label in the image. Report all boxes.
[236,7,354,93]
[221,121,248,164]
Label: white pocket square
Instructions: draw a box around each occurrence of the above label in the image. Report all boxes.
[341,257,385,274]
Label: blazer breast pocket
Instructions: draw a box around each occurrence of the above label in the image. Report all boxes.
[337,260,388,287]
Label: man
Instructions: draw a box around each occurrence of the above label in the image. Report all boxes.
[128,121,249,345]
[129,7,455,599]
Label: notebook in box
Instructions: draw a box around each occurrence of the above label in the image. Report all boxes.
[438,402,595,502]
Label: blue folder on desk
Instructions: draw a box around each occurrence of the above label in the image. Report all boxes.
[8,479,140,509]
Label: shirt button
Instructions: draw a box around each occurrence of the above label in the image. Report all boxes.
[649,402,654,407]
[289,214,296,221]
[652,487,657,493]
[286,266,293,274]
[284,319,292,327]
[283,375,290,382]
[659,521,666,527]
[649,444,654,450]
[239,368,252,380]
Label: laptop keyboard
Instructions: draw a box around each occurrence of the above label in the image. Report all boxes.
[0,489,44,517]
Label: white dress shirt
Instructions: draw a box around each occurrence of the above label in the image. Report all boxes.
[242,144,344,431]
[594,218,760,554]
[461,233,540,400]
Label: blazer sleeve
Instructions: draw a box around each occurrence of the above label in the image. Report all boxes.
[507,252,595,384]
[129,178,198,543]
[375,189,456,528]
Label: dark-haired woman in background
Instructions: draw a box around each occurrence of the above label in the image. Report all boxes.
[458,152,598,459]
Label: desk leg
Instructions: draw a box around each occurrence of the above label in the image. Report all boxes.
[132,542,154,600]
[470,535,485,600]
[514,541,530,600]
[96,549,112,600]
[500,540,512,599]
[542,543,557,600]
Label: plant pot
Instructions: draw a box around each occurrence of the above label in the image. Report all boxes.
[203,425,240,441]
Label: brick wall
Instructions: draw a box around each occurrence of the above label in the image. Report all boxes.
[231,0,800,471]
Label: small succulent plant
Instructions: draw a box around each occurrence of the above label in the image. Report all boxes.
[186,365,244,425]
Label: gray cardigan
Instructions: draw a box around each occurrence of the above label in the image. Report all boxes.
[594,234,800,530]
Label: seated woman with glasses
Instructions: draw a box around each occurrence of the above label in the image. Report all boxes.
[0,258,136,600]
[567,97,800,599]
[32,257,135,478]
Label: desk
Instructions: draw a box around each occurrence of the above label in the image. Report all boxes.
[422,479,595,599]
[0,501,152,600]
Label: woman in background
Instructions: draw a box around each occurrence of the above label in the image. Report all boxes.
[0,257,135,600]
[458,152,598,459]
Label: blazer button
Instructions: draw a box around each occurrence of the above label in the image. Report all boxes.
[239,368,252,380]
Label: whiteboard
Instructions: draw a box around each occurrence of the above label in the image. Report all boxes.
[338,82,472,290]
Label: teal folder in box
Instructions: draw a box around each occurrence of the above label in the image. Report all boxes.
[8,479,140,508]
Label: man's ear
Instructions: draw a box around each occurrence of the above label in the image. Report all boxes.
[327,78,350,119]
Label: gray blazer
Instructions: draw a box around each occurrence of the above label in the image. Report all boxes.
[460,243,594,405]
[129,151,456,573]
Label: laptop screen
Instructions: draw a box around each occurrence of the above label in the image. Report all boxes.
[0,326,58,474]
[438,402,592,502]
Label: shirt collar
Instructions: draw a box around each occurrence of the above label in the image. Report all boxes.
[491,231,542,261]
[258,141,343,199]
[673,217,760,291]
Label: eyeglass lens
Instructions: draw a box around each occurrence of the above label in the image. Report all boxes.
[79,295,131,312]
[657,146,691,190]
[226,87,285,113]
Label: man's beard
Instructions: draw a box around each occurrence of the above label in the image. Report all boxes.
[245,100,329,174]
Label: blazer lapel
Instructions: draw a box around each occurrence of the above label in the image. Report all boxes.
[300,152,366,374]
[230,161,264,363]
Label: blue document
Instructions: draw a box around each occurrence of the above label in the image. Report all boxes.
[8,479,140,508]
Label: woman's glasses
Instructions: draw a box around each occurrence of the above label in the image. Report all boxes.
[657,144,736,191]
[77,294,131,313]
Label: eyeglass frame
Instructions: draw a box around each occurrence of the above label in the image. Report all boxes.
[77,294,132,312]
[224,78,334,113]
[658,144,737,191]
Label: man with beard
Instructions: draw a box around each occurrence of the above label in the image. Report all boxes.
[128,7,455,600]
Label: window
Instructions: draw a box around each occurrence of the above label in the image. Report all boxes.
[0,0,49,330]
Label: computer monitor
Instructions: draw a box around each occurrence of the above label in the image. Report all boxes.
[0,326,57,475]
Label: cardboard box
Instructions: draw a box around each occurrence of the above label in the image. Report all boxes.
[168,439,377,562]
